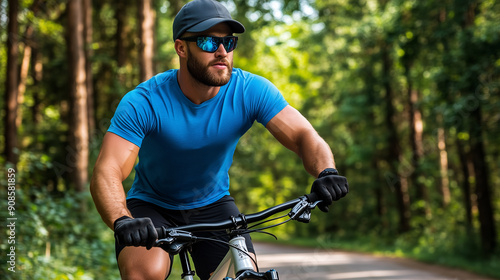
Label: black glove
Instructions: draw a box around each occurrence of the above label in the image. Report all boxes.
[114,216,158,250]
[311,168,349,212]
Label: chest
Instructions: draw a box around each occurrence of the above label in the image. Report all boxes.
[147,92,252,151]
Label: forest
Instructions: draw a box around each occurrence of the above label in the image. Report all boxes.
[1,0,499,279]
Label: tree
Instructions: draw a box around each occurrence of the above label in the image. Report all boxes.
[381,41,411,233]
[401,35,430,212]
[4,0,19,166]
[114,0,129,68]
[138,0,155,81]
[457,0,497,255]
[84,0,95,137]
[67,0,90,192]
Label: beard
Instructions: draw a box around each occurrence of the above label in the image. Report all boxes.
[186,46,233,86]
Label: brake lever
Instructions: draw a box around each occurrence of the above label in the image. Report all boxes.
[309,200,322,209]
[156,237,175,246]
[288,198,324,224]
[288,200,309,220]
[155,229,197,247]
[169,230,197,241]
[288,197,323,220]
[155,230,197,255]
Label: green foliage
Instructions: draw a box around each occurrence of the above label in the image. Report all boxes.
[0,187,119,279]
[1,0,499,278]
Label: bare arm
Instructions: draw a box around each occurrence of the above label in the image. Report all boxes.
[266,105,335,177]
[90,132,139,229]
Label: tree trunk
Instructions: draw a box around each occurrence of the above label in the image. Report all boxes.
[437,123,451,206]
[31,47,43,124]
[456,138,473,230]
[407,73,430,215]
[115,0,129,68]
[382,44,411,233]
[138,0,155,81]
[4,0,19,166]
[461,1,496,255]
[470,106,496,255]
[67,0,89,192]
[17,26,32,128]
[16,0,41,128]
[365,56,386,226]
[83,0,95,138]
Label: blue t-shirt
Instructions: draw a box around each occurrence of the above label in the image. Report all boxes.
[108,68,288,210]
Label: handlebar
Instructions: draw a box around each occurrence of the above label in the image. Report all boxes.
[156,193,321,239]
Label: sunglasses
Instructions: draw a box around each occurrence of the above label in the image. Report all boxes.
[181,36,238,53]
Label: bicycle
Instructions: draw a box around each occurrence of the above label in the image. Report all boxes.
[153,193,322,280]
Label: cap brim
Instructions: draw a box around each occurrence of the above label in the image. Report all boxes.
[186,18,245,34]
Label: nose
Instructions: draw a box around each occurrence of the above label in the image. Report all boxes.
[214,43,228,57]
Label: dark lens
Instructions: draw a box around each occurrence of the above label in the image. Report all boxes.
[223,37,238,52]
[195,36,238,53]
[197,37,219,52]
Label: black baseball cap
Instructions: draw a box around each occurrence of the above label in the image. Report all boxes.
[172,0,245,41]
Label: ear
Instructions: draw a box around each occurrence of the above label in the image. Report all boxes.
[175,39,188,58]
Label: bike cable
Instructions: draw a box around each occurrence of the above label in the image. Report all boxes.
[195,236,260,272]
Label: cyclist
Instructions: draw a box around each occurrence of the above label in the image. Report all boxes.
[90,0,349,279]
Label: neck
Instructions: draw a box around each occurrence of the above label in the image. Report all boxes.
[177,68,220,105]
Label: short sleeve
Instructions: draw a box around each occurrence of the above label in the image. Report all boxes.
[107,89,155,148]
[245,75,288,126]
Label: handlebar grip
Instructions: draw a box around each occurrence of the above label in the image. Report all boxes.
[305,192,320,203]
[156,226,167,239]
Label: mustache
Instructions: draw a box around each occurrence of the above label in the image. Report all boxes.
[210,59,230,66]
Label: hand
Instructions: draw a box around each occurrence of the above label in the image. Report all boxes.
[114,216,158,250]
[311,169,349,212]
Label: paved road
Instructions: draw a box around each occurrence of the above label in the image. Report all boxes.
[253,242,496,280]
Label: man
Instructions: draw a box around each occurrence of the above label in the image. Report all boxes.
[90,0,349,279]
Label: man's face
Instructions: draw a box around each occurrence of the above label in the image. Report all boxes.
[184,24,234,86]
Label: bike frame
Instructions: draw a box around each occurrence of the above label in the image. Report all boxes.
[209,236,254,279]
[174,236,255,280]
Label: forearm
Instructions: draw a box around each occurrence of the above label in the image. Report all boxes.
[266,106,336,176]
[297,131,336,177]
[90,168,131,229]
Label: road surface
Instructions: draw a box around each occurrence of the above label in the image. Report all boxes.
[253,242,496,280]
